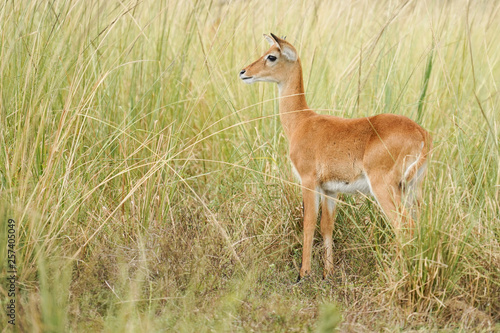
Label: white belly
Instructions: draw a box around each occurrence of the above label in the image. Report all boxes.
[291,163,302,183]
[321,175,372,195]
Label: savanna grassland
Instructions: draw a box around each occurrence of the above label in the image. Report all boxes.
[1,0,499,331]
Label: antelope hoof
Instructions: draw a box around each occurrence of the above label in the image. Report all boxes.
[297,268,310,282]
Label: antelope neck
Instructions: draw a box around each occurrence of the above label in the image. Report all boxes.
[277,60,314,139]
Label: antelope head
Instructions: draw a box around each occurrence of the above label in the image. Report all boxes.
[239,33,298,85]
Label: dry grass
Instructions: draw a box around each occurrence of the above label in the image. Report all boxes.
[0,0,499,331]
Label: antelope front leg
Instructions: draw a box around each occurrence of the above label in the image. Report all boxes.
[320,194,337,279]
[299,181,319,280]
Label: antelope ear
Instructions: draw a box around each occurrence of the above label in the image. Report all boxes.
[270,33,297,61]
[264,34,279,48]
[280,45,297,61]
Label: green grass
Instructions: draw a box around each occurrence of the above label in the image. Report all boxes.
[1,0,499,331]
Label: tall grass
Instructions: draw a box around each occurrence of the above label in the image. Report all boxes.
[0,0,499,331]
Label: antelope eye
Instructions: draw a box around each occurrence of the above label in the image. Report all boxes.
[267,55,277,62]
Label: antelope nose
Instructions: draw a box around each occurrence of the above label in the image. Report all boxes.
[239,69,246,76]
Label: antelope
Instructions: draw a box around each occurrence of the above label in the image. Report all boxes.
[239,33,431,280]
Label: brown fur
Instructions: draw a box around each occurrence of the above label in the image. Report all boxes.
[240,34,432,279]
